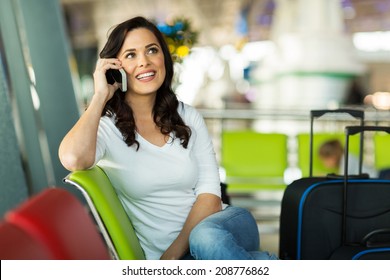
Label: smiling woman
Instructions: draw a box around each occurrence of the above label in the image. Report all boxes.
[97,17,188,150]
[117,30,165,97]
[58,16,278,261]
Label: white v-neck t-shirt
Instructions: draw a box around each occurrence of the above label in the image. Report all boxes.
[93,102,223,259]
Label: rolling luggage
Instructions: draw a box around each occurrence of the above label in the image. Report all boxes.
[279,109,390,260]
[329,126,390,259]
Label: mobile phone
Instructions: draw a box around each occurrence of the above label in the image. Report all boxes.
[105,68,127,92]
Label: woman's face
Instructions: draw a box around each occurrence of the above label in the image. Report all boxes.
[117,28,166,97]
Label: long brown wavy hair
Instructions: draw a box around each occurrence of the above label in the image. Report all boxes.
[99,16,191,150]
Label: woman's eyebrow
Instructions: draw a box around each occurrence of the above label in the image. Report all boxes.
[145,43,159,48]
[121,43,159,55]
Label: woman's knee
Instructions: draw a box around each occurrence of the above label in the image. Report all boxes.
[190,221,222,248]
[189,221,234,259]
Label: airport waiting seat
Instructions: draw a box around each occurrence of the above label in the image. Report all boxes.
[297,132,361,177]
[63,166,145,260]
[2,188,110,260]
[0,221,53,260]
[221,131,288,192]
[374,132,390,171]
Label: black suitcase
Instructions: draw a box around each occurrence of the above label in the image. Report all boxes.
[279,110,390,260]
[329,126,390,259]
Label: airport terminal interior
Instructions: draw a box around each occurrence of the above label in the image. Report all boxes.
[1,0,390,259]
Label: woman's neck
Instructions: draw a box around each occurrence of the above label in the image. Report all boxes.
[126,93,156,119]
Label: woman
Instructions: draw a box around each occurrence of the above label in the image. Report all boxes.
[59,16,277,260]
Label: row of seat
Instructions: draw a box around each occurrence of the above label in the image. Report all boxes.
[0,167,145,260]
[221,130,390,192]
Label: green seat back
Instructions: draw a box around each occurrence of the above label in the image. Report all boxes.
[297,132,361,177]
[221,131,288,192]
[374,133,390,170]
[64,166,145,260]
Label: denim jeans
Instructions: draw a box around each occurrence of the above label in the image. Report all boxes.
[182,206,279,260]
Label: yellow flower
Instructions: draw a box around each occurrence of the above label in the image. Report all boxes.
[176,45,190,58]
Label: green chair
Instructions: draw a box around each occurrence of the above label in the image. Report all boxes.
[297,132,361,177]
[374,132,390,170]
[221,131,288,192]
[63,166,145,260]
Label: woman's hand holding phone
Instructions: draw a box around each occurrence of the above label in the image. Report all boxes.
[93,58,123,103]
[106,68,127,92]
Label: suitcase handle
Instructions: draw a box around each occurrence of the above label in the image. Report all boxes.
[342,125,390,245]
[343,126,390,181]
[361,228,390,248]
[309,109,365,176]
[345,125,390,135]
[311,109,364,119]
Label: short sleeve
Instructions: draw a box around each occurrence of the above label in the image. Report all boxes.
[180,103,221,198]
[92,116,114,166]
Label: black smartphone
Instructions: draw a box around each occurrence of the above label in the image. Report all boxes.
[105,68,127,92]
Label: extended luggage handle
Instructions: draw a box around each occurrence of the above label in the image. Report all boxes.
[344,125,390,135]
[311,109,365,119]
[342,125,390,245]
[309,109,365,177]
[344,125,390,183]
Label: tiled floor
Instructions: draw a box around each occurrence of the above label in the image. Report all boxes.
[229,190,284,257]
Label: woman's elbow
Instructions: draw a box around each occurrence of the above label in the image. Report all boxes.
[59,152,94,171]
[197,193,222,213]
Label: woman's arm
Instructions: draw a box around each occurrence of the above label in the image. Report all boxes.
[58,58,122,171]
[160,193,222,260]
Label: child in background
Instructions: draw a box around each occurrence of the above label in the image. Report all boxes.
[318,139,378,178]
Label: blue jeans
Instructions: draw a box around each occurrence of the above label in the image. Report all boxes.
[183,206,279,260]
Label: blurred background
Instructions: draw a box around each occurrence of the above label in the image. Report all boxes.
[60,0,390,110]
[1,0,390,256]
